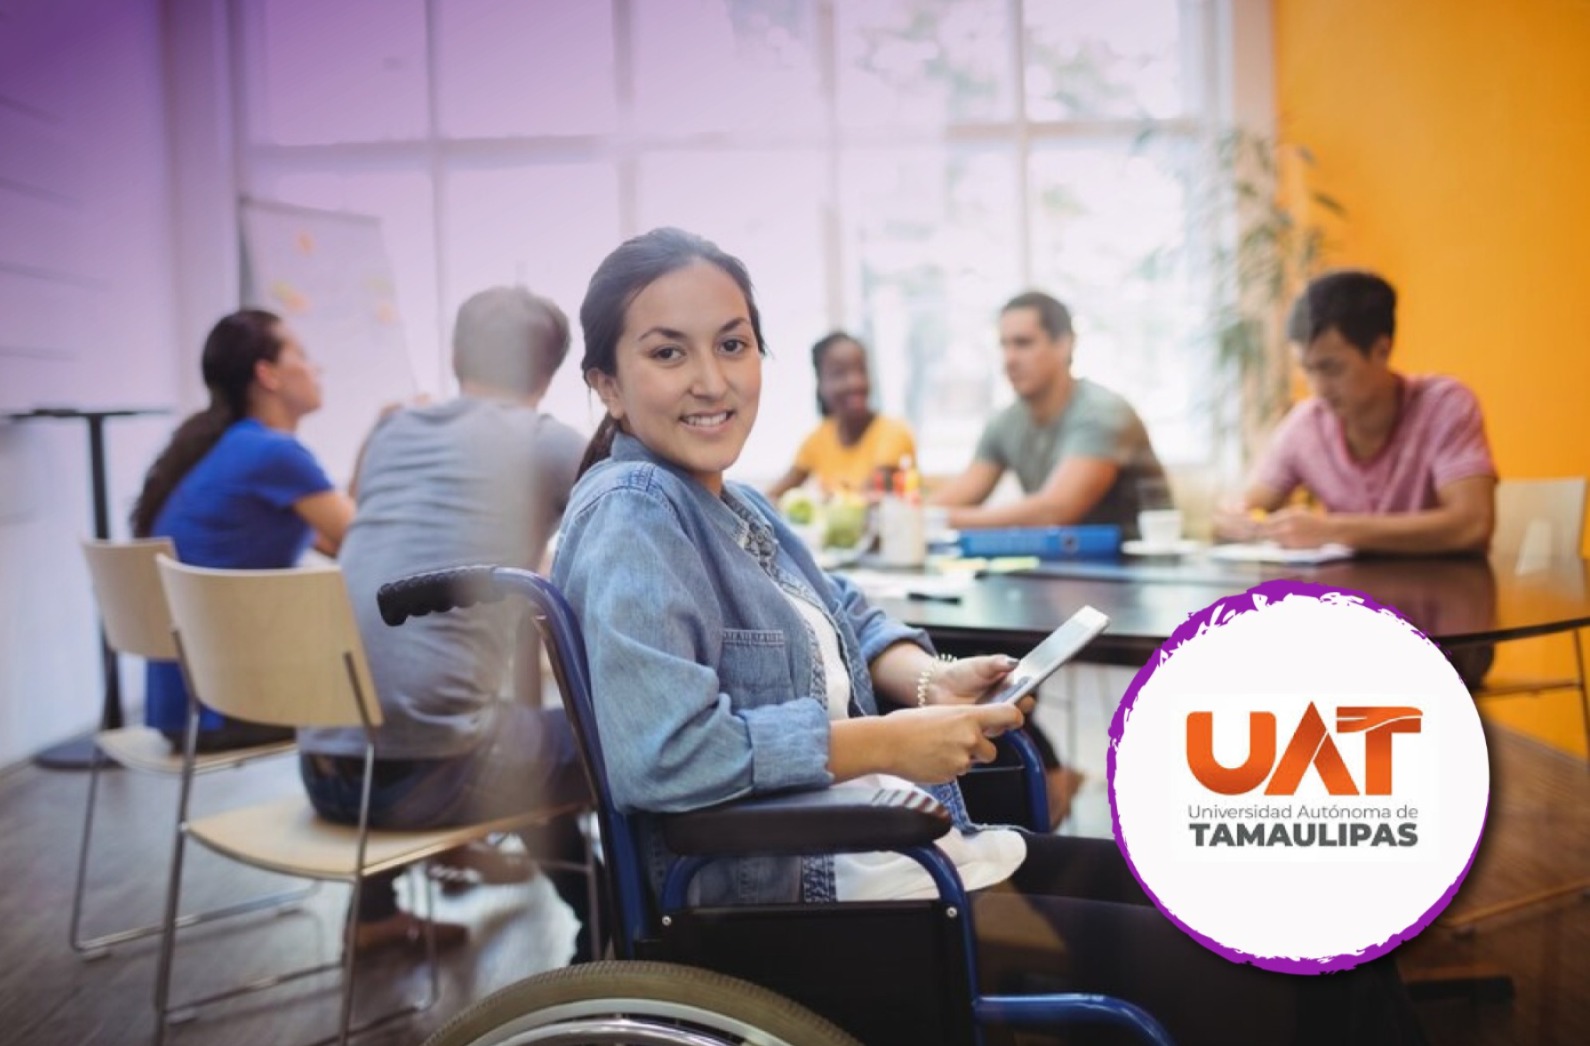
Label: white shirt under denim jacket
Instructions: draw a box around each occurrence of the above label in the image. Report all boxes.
[553,431,1023,909]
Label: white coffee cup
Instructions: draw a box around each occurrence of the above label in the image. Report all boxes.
[878,497,927,567]
[1137,508,1183,548]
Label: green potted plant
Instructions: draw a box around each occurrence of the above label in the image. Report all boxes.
[1206,127,1346,469]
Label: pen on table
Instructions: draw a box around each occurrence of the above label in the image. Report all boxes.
[905,590,963,604]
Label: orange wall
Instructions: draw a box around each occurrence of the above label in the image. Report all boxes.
[1276,0,1590,756]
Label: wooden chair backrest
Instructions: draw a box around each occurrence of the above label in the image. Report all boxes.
[80,537,178,660]
[1493,478,1587,571]
[156,556,381,729]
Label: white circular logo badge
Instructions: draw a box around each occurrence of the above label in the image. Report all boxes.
[1110,581,1489,973]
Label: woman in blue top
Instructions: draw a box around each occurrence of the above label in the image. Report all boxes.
[131,308,354,751]
[553,229,1425,1046]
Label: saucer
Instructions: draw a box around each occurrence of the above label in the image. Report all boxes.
[1122,538,1201,558]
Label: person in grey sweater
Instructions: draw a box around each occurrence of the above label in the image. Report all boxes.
[299,286,594,959]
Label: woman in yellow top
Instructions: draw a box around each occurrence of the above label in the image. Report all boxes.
[767,331,917,498]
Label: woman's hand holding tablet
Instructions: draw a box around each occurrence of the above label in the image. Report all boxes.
[976,606,1110,704]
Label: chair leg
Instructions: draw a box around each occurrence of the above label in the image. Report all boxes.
[82,885,320,957]
[417,865,441,1010]
[336,872,364,1046]
[151,866,430,1043]
[151,822,191,1045]
[149,822,339,1029]
[1441,635,1590,933]
[293,867,443,1046]
[147,854,453,1042]
[1442,880,1590,934]
[1572,630,1589,761]
[70,749,318,957]
[68,745,108,958]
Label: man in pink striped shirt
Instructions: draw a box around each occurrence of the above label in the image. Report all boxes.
[1219,270,1497,554]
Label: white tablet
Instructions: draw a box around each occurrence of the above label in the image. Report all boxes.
[977,606,1110,704]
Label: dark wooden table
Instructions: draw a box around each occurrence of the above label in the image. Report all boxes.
[869,551,1589,997]
[866,553,1590,666]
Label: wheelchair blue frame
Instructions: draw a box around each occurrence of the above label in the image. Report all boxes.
[378,565,1174,1046]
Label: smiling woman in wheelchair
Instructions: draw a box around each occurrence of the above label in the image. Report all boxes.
[546,227,1427,1046]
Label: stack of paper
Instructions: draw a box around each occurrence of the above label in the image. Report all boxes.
[1206,542,1354,565]
[839,569,973,601]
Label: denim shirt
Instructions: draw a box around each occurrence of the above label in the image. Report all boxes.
[553,432,974,907]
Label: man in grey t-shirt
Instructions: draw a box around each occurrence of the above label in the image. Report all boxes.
[931,291,1166,540]
[298,286,595,958]
[932,291,1165,828]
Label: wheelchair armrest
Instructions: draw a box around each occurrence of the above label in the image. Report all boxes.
[661,785,951,858]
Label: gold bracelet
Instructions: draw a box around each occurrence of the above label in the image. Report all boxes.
[915,653,957,707]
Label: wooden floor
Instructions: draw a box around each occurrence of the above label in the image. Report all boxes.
[0,722,1585,1046]
[0,752,577,1046]
[1394,722,1590,1046]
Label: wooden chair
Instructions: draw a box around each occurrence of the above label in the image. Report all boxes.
[1491,477,1587,575]
[1474,478,1589,747]
[1446,477,1589,932]
[71,538,305,959]
[150,556,580,1046]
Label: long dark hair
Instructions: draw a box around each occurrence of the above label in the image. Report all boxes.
[576,228,766,477]
[130,309,285,536]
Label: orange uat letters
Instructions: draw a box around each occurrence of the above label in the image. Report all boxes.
[1186,711,1276,794]
[1186,704,1422,796]
[1334,706,1422,795]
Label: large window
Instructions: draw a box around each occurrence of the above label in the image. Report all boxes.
[237,0,1224,478]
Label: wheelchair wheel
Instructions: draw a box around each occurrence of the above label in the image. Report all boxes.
[425,960,864,1046]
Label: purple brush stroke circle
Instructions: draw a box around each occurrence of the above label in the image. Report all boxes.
[1106,578,1490,975]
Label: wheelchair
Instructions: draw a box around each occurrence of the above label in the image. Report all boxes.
[378,565,1173,1046]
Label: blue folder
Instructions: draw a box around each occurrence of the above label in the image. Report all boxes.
[957,524,1122,560]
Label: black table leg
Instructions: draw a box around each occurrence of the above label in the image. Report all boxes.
[35,414,124,770]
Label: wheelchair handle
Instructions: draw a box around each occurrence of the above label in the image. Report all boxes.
[377,565,505,626]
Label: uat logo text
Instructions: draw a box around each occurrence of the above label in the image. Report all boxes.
[1186,704,1422,796]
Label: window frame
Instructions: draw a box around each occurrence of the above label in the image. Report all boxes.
[220,0,1274,475]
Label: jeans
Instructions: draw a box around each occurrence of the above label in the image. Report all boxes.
[161,714,294,754]
[300,705,597,953]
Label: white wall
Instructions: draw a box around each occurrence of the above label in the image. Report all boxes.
[0,1,1276,766]
[0,0,188,765]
